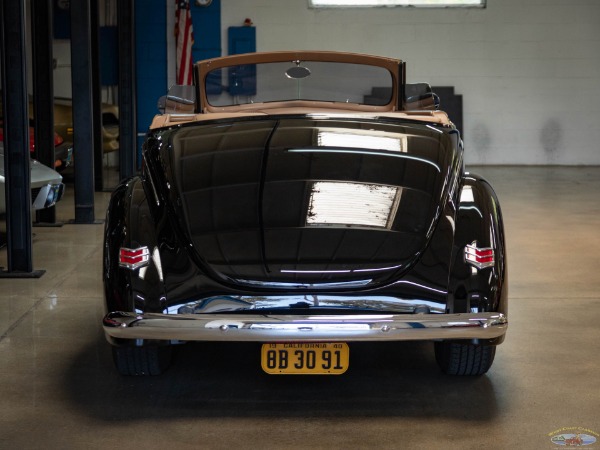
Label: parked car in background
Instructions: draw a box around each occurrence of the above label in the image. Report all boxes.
[53,98,119,154]
[103,51,508,377]
[0,142,65,214]
[0,119,72,171]
[1,94,117,162]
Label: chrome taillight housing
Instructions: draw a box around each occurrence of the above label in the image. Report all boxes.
[119,247,150,270]
[464,242,495,269]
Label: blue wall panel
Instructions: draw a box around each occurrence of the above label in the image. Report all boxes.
[135,0,168,162]
[228,26,256,55]
[190,0,222,63]
[134,0,222,162]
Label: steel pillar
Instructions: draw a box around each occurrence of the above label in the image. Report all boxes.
[31,0,60,226]
[0,0,43,277]
[70,0,96,223]
[117,0,137,179]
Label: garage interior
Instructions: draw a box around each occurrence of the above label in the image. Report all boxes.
[1,0,599,449]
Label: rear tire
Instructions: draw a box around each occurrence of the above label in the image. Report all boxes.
[434,342,496,376]
[112,345,172,376]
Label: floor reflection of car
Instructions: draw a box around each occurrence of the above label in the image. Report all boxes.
[0,142,65,214]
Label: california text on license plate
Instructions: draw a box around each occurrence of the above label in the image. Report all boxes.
[261,343,349,375]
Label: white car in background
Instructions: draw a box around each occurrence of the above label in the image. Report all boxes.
[0,143,65,214]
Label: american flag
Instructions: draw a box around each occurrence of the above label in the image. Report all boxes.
[175,0,194,85]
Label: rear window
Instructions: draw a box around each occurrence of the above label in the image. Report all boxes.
[206,60,393,107]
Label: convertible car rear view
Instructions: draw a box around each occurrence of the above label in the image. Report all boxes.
[103,51,507,377]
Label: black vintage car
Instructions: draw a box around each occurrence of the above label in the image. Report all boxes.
[103,51,507,376]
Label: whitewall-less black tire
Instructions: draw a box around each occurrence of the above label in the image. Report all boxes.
[112,345,172,376]
[434,342,496,376]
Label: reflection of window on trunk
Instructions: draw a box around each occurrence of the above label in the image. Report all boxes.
[307,181,402,229]
[310,0,484,7]
[318,131,407,152]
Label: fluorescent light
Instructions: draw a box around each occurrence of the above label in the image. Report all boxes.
[310,0,483,6]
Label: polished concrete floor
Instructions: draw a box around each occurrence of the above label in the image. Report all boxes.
[1,166,599,449]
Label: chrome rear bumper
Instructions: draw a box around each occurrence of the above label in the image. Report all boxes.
[103,311,507,343]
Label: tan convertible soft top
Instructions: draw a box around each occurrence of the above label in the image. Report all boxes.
[149,51,452,129]
[195,51,404,113]
[150,110,452,130]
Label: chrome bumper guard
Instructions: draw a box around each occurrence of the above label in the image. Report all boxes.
[103,311,507,342]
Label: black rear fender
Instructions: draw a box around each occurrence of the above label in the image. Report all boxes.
[103,177,166,316]
[448,174,507,318]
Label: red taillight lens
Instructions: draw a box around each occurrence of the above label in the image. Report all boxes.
[464,242,495,269]
[119,247,150,270]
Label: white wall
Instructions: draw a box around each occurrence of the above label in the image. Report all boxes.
[220,0,600,165]
[52,41,73,98]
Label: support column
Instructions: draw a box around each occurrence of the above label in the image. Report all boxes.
[0,0,43,277]
[91,0,104,192]
[70,0,96,223]
[31,0,60,226]
[118,0,137,179]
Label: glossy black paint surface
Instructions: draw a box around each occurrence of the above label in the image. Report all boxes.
[104,115,506,338]
[171,119,452,285]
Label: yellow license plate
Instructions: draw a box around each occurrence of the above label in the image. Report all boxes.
[261,343,349,375]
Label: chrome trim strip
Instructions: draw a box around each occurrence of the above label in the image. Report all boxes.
[103,311,507,342]
[230,278,373,289]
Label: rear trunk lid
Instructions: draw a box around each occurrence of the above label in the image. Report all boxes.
[169,117,456,289]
